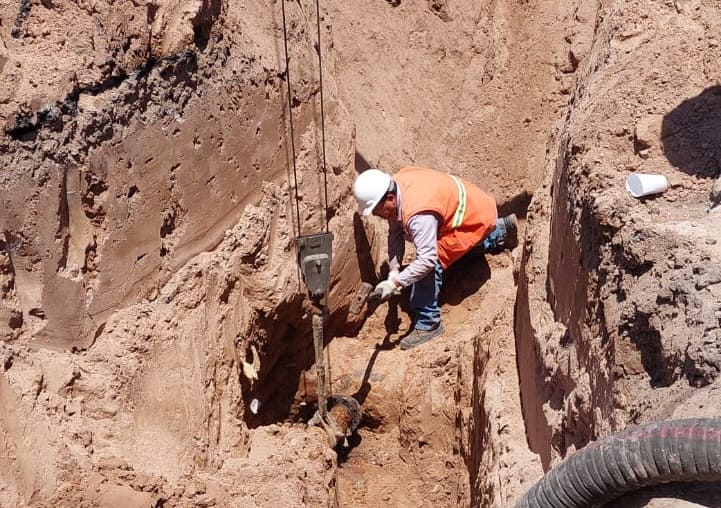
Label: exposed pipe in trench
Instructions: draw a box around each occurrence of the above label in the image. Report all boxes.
[515,418,721,508]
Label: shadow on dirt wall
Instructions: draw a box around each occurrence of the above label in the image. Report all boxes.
[441,254,492,307]
[355,151,372,174]
[498,190,533,220]
[352,212,379,284]
[662,85,721,179]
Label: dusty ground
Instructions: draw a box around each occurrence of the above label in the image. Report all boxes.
[1,0,720,507]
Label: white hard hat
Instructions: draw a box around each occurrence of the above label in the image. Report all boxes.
[353,169,391,216]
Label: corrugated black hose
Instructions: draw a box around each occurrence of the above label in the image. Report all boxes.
[515,418,721,508]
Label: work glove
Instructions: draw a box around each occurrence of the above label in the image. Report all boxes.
[372,279,401,302]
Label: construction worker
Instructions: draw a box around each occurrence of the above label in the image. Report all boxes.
[353,166,518,350]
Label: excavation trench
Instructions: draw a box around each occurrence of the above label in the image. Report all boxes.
[236,234,530,507]
[0,0,565,502]
[269,88,721,507]
[2,0,721,506]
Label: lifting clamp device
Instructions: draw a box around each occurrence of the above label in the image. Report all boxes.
[297,234,363,448]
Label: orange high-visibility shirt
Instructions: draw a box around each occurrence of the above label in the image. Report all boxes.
[393,166,497,268]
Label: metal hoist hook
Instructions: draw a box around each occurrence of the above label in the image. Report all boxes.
[296,232,333,304]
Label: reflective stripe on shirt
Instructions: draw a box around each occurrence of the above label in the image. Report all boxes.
[449,175,467,228]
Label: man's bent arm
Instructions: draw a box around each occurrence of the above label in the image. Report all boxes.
[395,213,439,287]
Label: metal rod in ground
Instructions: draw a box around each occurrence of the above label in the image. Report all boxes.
[312,312,328,421]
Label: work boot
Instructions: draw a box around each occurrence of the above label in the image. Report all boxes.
[502,213,518,250]
[400,323,445,350]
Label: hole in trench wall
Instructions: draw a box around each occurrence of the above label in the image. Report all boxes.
[240,320,314,429]
[238,309,381,444]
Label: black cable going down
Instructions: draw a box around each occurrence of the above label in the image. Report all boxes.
[314,0,330,233]
[515,418,721,508]
[280,0,303,235]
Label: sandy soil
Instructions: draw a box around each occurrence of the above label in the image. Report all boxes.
[1,0,720,506]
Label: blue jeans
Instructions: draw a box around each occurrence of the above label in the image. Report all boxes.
[411,218,506,330]
[479,217,507,253]
[411,262,443,330]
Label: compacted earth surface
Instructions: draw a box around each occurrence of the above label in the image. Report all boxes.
[1,0,720,506]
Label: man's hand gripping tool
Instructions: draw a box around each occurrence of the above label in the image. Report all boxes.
[348,282,384,316]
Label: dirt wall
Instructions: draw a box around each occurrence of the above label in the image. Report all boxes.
[517,0,721,490]
[0,0,365,505]
[2,0,721,506]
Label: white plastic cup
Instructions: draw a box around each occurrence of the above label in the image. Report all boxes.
[625,173,669,198]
